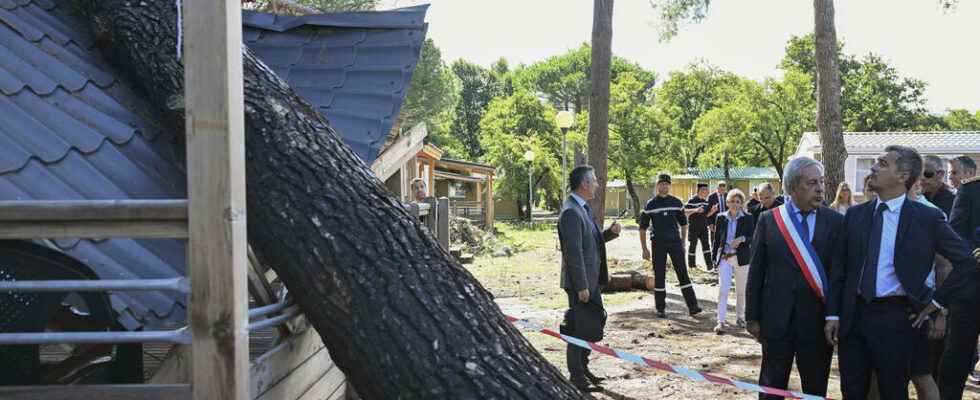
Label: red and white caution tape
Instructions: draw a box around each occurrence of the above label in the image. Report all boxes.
[505,315,827,400]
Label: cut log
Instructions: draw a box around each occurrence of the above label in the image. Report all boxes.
[72,1,584,398]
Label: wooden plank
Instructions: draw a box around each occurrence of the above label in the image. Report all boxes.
[297,365,346,400]
[437,197,450,249]
[254,355,334,400]
[184,0,250,398]
[0,200,187,221]
[0,221,188,239]
[250,327,328,398]
[148,345,190,384]
[0,384,190,400]
[486,176,494,230]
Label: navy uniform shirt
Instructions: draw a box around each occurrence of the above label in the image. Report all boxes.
[639,195,687,244]
[685,195,709,232]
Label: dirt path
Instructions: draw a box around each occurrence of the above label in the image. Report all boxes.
[489,225,980,399]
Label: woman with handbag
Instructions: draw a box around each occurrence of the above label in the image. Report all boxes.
[711,189,755,334]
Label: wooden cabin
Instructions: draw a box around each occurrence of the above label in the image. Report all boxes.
[0,1,430,398]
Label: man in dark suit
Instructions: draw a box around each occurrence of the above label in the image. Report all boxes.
[921,155,955,216]
[937,168,980,399]
[749,183,785,222]
[825,146,976,400]
[558,165,621,392]
[746,156,843,399]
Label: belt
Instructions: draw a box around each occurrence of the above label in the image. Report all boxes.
[721,252,738,259]
[861,296,908,306]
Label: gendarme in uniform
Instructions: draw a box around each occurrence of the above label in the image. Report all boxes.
[639,174,702,317]
[685,183,712,270]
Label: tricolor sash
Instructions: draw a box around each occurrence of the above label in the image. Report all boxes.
[772,203,829,301]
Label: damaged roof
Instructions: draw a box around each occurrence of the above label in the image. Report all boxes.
[244,5,428,164]
[0,0,427,330]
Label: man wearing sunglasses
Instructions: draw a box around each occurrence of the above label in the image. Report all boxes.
[922,155,955,216]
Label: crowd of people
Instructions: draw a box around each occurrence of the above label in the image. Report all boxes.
[556,149,980,399]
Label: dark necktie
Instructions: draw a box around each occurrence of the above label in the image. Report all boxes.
[860,203,889,301]
[583,203,601,235]
[799,211,812,243]
[719,194,726,213]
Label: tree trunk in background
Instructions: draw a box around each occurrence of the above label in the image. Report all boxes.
[74,1,585,398]
[625,176,641,221]
[814,0,847,199]
[588,0,614,227]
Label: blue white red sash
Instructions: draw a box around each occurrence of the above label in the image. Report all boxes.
[772,203,829,301]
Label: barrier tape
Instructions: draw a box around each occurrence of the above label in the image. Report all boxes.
[506,315,827,400]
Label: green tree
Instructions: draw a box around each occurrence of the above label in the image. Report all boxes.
[608,73,670,217]
[449,60,503,159]
[781,34,931,132]
[697,70,815,178]
[944,109,980,130]
[478,91,562,219]
[515,44,655,113]
[399,39,462,156]
[654,61,740,169]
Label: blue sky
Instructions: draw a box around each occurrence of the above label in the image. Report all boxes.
[381,0,979,113]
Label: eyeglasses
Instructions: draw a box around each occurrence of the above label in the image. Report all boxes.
[923,170,942,178]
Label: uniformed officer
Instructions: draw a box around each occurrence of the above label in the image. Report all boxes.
[684,183,712,271]
[639,174,702,318]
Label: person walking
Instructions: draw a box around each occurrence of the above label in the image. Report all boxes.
[685,183,713,270]
[639,174,702,318]
[746,156,843,399]
[711,189,754,334]
[558,165,621,392]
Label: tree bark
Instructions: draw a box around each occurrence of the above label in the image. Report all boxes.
[625,176,641,220]
[588,0,614,227]
[814,0,847,199]
[72,1,584,398]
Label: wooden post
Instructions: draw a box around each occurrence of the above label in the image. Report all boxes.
[183,0,249,399]
[437,197,450,250]
[485,176,494,230]
[423,197,437,234]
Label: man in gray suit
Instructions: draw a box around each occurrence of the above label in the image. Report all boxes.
[559,165,621,391]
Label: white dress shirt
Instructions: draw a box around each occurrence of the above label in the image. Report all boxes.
[872,194,907,297]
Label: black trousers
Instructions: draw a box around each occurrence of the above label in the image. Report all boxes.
[566,289,602,381]
[939,299,980,400]
[688,227,712,269]
[758,308,832,400]
[839,298,916,400]
[652,241,699,312]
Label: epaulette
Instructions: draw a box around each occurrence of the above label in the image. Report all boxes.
[964,176,980,185]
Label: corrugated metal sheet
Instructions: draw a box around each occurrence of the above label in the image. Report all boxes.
[801,131,980,153]
[673,167,780,180]
[0,0,426,330]
[244,5,428,165]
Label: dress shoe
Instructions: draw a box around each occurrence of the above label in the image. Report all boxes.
[656,310,667,318]
[689,307,703,316]
[571,379,602,392]
[584,371,606,386]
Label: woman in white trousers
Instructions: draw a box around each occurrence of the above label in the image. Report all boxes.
[710,189,755,334]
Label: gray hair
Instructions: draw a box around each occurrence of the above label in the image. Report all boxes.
[757,182,775,193]
[782,156,823,194]
[885,145,922,191]
[923,155,945,170]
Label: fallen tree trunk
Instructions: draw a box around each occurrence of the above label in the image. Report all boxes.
[73,1,584,398]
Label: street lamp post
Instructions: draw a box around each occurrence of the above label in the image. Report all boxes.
[524,150,535,224]
[556,110,574,200]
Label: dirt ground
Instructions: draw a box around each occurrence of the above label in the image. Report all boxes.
[468,222,980,399]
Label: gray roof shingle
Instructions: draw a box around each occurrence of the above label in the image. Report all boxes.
[0,0,426,330]
[244,5,428,164]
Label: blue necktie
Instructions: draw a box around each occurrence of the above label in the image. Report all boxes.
[860,203,889,301]
[799,211,811,243]
[583,204,601,236]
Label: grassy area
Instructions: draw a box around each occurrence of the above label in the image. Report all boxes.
[468,220,652,312]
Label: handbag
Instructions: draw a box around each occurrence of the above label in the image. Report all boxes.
[560,297,607,342]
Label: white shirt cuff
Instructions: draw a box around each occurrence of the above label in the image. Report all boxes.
[932,300,945,310]
[825,316,839,321]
